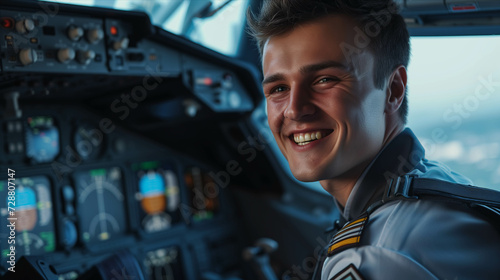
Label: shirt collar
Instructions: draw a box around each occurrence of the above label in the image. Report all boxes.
[338,128,425,221]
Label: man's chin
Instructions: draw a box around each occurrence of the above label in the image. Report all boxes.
[290,169,323,182]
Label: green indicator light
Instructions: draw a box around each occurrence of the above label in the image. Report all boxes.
[140,161,160,170]
[90,168,106,177]
[41,231,55,252]
[83,232,90,242]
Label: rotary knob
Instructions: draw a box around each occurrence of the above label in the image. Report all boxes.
[113,37,129,51]
[61,219,78,248]
[57,48,75,63]
[19,48,38,66]
[77,50,95,65]
[15,18,35,34]
[86,28,104,44]
[67,25,84,41]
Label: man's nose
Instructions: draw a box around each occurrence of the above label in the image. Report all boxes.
[283,86,316,120]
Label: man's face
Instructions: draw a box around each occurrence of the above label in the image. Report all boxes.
[262,15,388,183]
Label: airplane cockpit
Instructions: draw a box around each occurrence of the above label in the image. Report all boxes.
[0,0,499,279]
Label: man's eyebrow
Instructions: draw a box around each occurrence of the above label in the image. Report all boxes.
[262,73,286,86]
[300,60,348,74]
[262,61,348,86]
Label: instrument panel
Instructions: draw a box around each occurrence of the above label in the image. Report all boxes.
[0,105,244,279]
[0,1,264,279]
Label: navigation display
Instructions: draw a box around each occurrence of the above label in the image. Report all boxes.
[74,167,127,243]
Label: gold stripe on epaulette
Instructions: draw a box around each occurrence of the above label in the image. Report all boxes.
[327,214,368,257]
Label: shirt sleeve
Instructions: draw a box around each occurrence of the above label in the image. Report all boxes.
[322,246,439,280]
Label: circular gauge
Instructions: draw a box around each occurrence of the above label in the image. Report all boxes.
[0,176,55,259]
[74,167,126,243]
[25,116,60,163]
[134,162,181,233]
[74,123,104,160]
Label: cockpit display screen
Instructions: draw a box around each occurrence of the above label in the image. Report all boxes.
[133,161,181,232]
[74,167,127,243]
[25,116,60,163]
[0,176,55,260]
[143,246,184,280]
[184,167,220,222]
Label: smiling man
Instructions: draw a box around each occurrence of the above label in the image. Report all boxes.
[260,12,404,206]
[248,0,500,279]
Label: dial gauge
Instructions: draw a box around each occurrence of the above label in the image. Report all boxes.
[73,123,104,160]
[74,167,126,243]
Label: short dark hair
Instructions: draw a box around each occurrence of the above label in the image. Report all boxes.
[247,0,410,123]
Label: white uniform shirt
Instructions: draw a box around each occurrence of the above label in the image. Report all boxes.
[322,128,500,280]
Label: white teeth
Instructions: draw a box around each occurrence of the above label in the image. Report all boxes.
[292,131,326,145]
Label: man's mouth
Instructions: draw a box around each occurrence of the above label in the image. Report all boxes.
[291,130,333,146]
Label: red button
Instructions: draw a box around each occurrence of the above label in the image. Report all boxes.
[1,18,14,29]
[203,77,213,86]
[110,26,118,36]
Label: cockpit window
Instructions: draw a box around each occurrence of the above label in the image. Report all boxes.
[44,0,249,56]
[407,35,500,190]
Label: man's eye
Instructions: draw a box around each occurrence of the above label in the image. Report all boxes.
[316,77,338,84]
[271,86,287,94]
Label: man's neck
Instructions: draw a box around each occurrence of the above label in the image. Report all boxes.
[319,158,373,206]
[321,124,405,207]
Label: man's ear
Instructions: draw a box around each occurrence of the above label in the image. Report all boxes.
[385,65,407,115]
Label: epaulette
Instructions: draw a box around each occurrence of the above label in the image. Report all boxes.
[327,212,368,257]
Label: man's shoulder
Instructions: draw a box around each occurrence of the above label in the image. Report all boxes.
[323,199,500,279]
[365,198,500,250]
[408,157,473,185]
